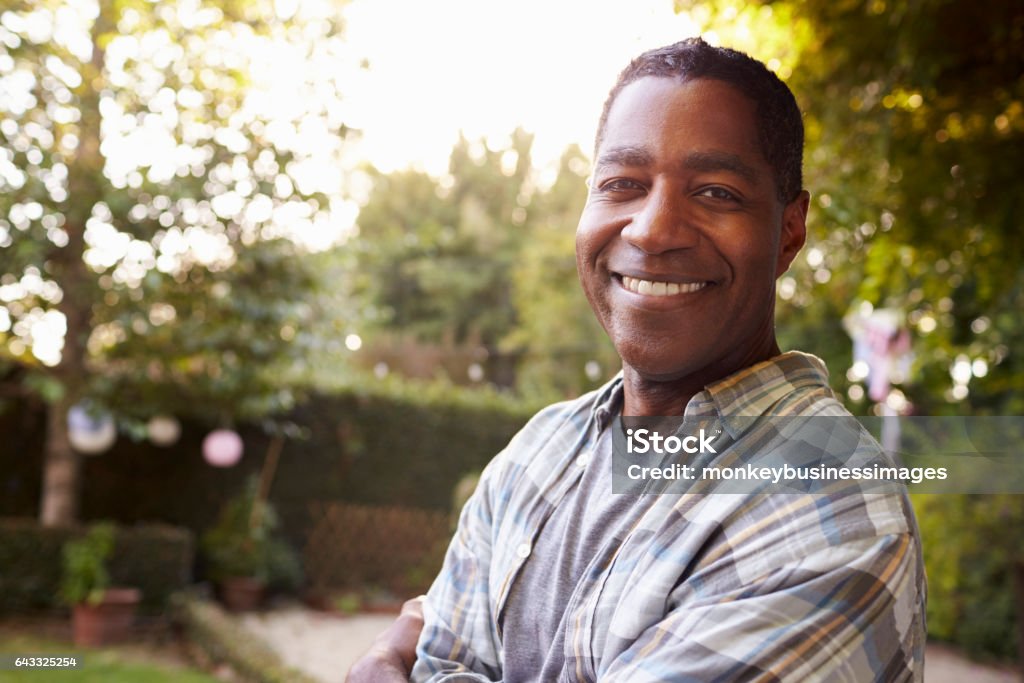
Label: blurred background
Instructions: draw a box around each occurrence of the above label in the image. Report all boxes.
[0,0,1021,680]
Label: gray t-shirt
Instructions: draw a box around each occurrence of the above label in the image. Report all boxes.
[500,422,640,682]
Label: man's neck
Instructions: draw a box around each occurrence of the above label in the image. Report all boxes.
[621,341,783,417]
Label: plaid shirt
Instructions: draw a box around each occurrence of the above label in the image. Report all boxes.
[412,352,926,682]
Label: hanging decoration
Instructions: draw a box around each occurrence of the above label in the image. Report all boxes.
[147,415,181,447]
[843,305,913,403]
[67,404,117,455]
[844,304,914,457]
[203,429,244,467]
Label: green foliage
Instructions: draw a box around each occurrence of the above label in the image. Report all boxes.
[331,591,362,615]
[0,0,358,523]
[683,0,1024,414]
[0,0,351,412]
[353,135,618,397]
[301,375,538,511]
[3,378,538,562]
[200,478,301,591]
[0,633,221,683]
[0,518,193,613]
[913,494,1020,660]
[356,130,533,352]
[504,145,619,400]
[60,522,115,606]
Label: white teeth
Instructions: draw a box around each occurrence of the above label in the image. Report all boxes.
[621,276,708,296]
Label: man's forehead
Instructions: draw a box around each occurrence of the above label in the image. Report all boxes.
[594,78,766,180]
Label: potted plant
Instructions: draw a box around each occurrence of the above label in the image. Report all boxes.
[60,522,141,647]
[201,478,302,611]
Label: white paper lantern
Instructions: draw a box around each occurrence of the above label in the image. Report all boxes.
[67,404,117,455]
[147,415,181,447]
[203,429,243,467]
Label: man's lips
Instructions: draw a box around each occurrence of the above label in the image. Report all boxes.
[613,272,714,297]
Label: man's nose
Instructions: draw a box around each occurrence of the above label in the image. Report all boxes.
[620,185,700,255]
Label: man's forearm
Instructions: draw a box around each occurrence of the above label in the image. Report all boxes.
[346,597,424,683]
[346,651,410,683]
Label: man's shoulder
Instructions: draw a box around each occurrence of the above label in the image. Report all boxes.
[479,377,619,489]
[509,376,620,451]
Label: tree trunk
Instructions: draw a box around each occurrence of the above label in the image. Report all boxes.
[38,6,109,526]
[39,393,80,525]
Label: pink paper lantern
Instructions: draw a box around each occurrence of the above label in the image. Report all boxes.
[203,429,244,467]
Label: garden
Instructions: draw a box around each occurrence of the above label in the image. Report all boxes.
[1,0,1022,679]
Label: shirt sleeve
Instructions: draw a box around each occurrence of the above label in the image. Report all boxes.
[597,531,925,682]
[410,460,504,683]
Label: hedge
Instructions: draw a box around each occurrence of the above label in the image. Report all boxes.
[912,493,1020,661]
[0,378,539,556]
[6,381,1024,663]
[0,518,194,613]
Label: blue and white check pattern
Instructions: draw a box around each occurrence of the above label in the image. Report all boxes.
[411,352,926,682]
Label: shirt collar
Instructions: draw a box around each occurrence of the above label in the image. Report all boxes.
[694,351,832,438]
[589,371,624,431]
[588,352,832,436]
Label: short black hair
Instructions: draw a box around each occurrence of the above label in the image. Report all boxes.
[595,38,804,203]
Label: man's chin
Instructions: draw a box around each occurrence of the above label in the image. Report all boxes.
[620,358,711,385]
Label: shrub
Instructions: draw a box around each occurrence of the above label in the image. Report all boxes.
[201,478,302,592]
[0,518,194,613]
[60,522,115,606]
[912,493,1020,661]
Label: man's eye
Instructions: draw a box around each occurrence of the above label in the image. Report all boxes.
[697,186,738,201]
[598,178,645,192]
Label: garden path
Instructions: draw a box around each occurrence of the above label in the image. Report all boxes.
[238,603,1020,683]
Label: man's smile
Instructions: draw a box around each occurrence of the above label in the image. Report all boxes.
[615,273,712,297]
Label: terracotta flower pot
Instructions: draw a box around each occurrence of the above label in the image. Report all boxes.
[72,587,142,647]
[218,576,266,611]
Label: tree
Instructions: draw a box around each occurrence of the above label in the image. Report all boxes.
[353,135,620,398]
[354,129,534,387]
[680,0,1024,415]
[0,0,354,525]
[504,144,619,399]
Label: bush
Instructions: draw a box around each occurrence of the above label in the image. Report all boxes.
[201,478,302,592]
[60,522,115,606]
[912,494,1020,661]
[0,379,539,550]
[0,518,194,613]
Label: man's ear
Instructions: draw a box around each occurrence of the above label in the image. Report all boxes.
[776,190,809,277]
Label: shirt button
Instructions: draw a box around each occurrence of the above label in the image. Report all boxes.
[515,543,531,559]
[576,452,590,467]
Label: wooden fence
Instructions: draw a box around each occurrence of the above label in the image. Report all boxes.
[304,502,452,595]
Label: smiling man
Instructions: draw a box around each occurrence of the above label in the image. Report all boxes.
[348,38,925,683]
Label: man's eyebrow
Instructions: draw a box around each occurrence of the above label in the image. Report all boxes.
[595,147,760,184]
[681,151,760,184]
[595,146,654,170]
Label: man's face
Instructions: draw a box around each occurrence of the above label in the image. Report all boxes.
[576,76,807,384]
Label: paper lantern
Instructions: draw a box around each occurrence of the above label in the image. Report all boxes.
[203,429,243,467]
[67,404,117,455]
[147,415,181,447]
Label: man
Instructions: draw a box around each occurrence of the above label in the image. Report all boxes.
[349,38,925,682]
